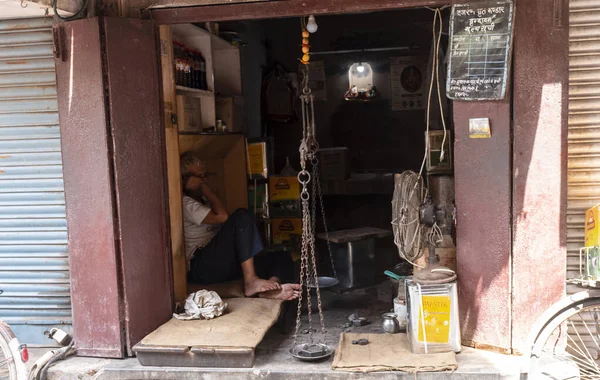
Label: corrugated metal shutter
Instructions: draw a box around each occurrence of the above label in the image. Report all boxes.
[0,17,72,345]
[567,1,600,290]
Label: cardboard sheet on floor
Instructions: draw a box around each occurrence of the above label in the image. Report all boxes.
[133,297,283,368]
[332,333,458,373]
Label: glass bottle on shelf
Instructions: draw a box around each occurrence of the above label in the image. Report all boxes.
[191,50,201,89]
[183,48,192,88]
[198,51,207,90]
[173,41,183,86]
[189,50,196,89]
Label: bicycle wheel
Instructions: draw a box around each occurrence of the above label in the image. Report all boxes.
[529,292,600,379]
[0,321,17,380]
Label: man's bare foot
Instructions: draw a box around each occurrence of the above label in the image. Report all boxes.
[244,277,280,297]
[259,284,301,301]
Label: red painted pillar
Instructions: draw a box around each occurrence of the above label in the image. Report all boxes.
[454,0,569,354]
[56,17,174,357]
[454,100,513,353]
[511,0,569,354]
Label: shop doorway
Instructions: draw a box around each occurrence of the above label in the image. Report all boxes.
[153,5,456,368]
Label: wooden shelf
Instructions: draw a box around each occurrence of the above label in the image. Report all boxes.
[176,85,214,98]
[179,131,244,136]
[172,23,242,133]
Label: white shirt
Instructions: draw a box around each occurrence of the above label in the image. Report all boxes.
[182,195,221,270]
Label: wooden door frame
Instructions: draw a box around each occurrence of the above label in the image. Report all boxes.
[148,0,450,24]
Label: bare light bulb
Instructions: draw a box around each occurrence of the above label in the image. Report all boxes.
[306,15,318,33]
[356,64,365,73]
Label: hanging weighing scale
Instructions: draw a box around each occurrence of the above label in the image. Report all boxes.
[289,18,336,360]
[296,16,338,291]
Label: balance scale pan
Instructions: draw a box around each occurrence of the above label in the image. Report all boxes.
[308,276,339,289]
[289,343,334,361]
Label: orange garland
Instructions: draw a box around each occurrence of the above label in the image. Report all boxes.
[300,29,310,65]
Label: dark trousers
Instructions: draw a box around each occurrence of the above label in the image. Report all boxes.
[188,209,293,285]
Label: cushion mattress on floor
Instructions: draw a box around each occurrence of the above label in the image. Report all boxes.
[133,297,283,368]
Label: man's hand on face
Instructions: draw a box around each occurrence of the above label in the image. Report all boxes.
[185,174,207,191]
[183,161,211,192]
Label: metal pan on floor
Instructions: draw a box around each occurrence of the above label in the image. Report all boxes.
[308,276,339,289]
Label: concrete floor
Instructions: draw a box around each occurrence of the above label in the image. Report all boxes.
[44,283,531,379]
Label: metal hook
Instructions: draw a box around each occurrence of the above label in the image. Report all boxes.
[301,65,311,94]
[21,0,28,8]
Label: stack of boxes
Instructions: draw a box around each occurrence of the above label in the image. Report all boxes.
[247,141,302,254]
[269,176,302,247]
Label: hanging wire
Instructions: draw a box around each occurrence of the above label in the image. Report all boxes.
[392,8,449,266]
[391,171,427,266]
[425,5,450,11]
[433,9,448,163]
[418,8,446,178]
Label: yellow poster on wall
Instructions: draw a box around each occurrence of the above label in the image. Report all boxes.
[417,295,451,344]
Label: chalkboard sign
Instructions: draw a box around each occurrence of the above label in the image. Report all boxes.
[447,1,514,100]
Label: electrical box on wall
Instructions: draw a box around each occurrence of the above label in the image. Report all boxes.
[426,130,453,174]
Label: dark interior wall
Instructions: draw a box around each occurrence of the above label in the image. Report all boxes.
[234,9,452,236]
[233,9,453,247]
[238,20,267,138]
[260,9,445,174]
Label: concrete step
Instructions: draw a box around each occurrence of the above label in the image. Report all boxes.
[47,347,528,380]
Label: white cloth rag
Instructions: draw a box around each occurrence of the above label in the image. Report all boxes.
[173,290,228,320]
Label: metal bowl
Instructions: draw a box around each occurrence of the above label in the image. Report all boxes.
[308,276,339,289]
[289,343,334,361]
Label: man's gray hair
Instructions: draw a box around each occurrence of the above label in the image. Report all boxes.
[180,151,202,178]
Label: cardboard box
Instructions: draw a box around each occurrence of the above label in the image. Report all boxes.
[586,203,600,247]
[216,96,245,133]
[270,199,301,218]
[179,134,248,213]
[176,95,203,132]
[319,147,350,180]
[271,218,302,245]
[247,142,268,179]
[269,176,300,201]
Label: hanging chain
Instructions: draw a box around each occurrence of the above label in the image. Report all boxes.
[303,199,314,340]
[293,65,328,345]
[313,163,337,279]
[294,74,311,345]
[307,195,326,334]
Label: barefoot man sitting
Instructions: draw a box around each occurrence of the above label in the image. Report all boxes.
[181,152,301,301]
